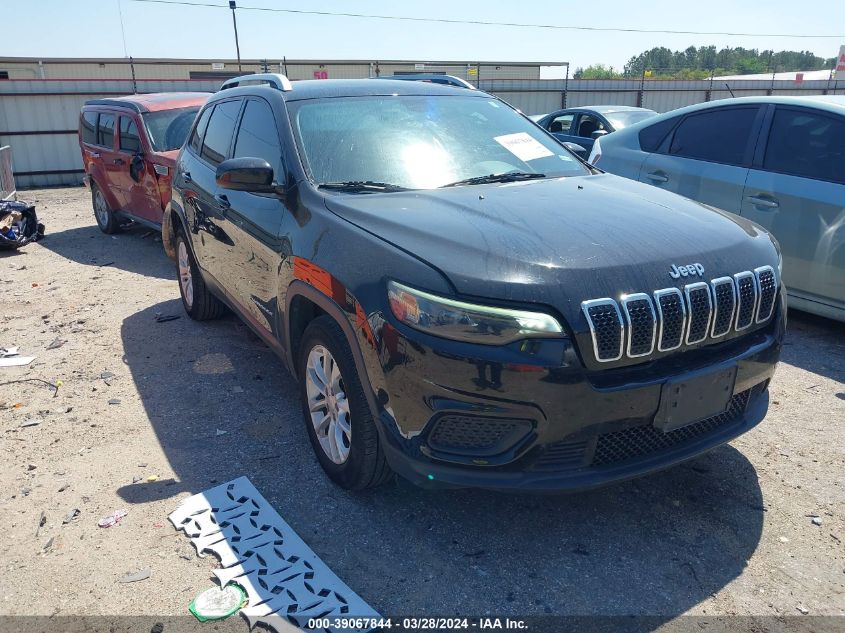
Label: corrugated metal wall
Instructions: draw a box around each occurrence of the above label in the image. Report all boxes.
[1,76,842,188]
[0,58,544,82]
[0,79,220,187]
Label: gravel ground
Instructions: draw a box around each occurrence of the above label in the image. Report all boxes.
[1,187,843,624]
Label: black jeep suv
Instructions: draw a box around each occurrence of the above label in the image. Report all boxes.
[165,73,784,491]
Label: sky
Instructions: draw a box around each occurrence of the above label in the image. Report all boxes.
[4,0,844,72]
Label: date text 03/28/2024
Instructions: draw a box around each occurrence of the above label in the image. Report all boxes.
[306,618,529,630]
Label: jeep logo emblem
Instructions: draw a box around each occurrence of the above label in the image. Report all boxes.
[670,263,705,279]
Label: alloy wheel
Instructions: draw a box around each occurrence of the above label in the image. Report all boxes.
[305,344,351,464]
[177,240,194,308]
[94,190,109,227]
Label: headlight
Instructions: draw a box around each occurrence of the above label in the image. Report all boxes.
[387,280,565,344]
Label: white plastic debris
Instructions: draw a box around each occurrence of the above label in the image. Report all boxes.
[0,347,35,367]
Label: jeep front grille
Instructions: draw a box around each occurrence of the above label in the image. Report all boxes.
[581,267,777,363]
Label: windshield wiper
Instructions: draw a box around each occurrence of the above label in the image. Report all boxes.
[440,171,546,188]
[318,181,410,193]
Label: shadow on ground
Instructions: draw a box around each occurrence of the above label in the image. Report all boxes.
[37,223,172,280]
[119,299,771,618]
[780,309,845,382]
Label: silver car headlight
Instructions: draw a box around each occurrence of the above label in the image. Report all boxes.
[387,281,565,344]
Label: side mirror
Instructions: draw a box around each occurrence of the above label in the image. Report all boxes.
[216,157,276,193]
[562,142,588,159]
[591,129,608,140]
[130,153,145,183]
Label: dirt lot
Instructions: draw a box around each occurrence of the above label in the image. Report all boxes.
[1,187,844,625]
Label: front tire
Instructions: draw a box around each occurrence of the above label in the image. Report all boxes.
[92,184,121,234]
[175,229,224,321]
[298,315,393,490]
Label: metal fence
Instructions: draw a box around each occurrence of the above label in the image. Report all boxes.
[1,73,842,188]
[0,145,15,201]
[481,77,844,119]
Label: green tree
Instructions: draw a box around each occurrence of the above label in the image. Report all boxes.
[573,64,624,79]
[621,46,833,78]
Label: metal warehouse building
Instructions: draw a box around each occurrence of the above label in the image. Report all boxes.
[0,56,552,82]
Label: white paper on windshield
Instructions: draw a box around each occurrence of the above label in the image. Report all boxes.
[494,132,554,162]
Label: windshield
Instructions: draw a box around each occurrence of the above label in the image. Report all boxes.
[604,110,657,130]
[142,107,201,152]
[288,95,589,189]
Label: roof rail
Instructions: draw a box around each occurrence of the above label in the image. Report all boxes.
[220,73,293,92]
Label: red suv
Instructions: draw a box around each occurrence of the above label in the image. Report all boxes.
[79,93,208,238]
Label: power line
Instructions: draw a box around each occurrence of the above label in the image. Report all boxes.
[127,0,845,39]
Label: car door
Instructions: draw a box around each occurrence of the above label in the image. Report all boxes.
[740,105,845,315]
[185,98,244,286]
[544,111,576,143]
[637,105,763,213]
[94,112,125,208]
[219,97,287,334]
[569,112,609,154]
[116,115,161,224]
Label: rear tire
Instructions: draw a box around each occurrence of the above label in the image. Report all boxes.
[92,184,121,234]
[175,228,225,321]
[298,315,393,490]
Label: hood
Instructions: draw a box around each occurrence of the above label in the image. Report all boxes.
[323,173,778,333]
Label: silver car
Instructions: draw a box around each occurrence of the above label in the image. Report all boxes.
[589,96,845,322]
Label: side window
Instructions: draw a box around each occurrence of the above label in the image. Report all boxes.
[576,114,605,138]
[668,107,758,166]
[639,116,680,152]
[97,113,115,148]
[763,108,845,184]
[548,113,574,134]
[118,117,141,153]
[188,106,213,154]
[233,99,283,179]
[200,100,241,167]
[80,111,98,145]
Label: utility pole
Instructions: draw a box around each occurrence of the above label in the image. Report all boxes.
[229,1,242,72]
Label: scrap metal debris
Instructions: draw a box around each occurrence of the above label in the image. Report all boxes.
[62,508,81,524]
[169,476,380,632]
[35,511,46,537]
[46,337,66,350]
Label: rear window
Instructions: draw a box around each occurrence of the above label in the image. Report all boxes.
[143,107,201,152]
[763,108,845,184]
[119,117,141,153]
[668,107,758,166]
[200,100,242,166]
[188,106,213,154]
[638,116,680,152]
[80,111,98,145]
[97,113,115,148]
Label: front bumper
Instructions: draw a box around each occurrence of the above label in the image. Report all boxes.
[373,294,785,491]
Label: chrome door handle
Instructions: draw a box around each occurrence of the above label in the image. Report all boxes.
[182,171,192,183]
[646,172,669,183]
[113,158,125,165]
[90,152,100,159]
[745,195,779,209]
